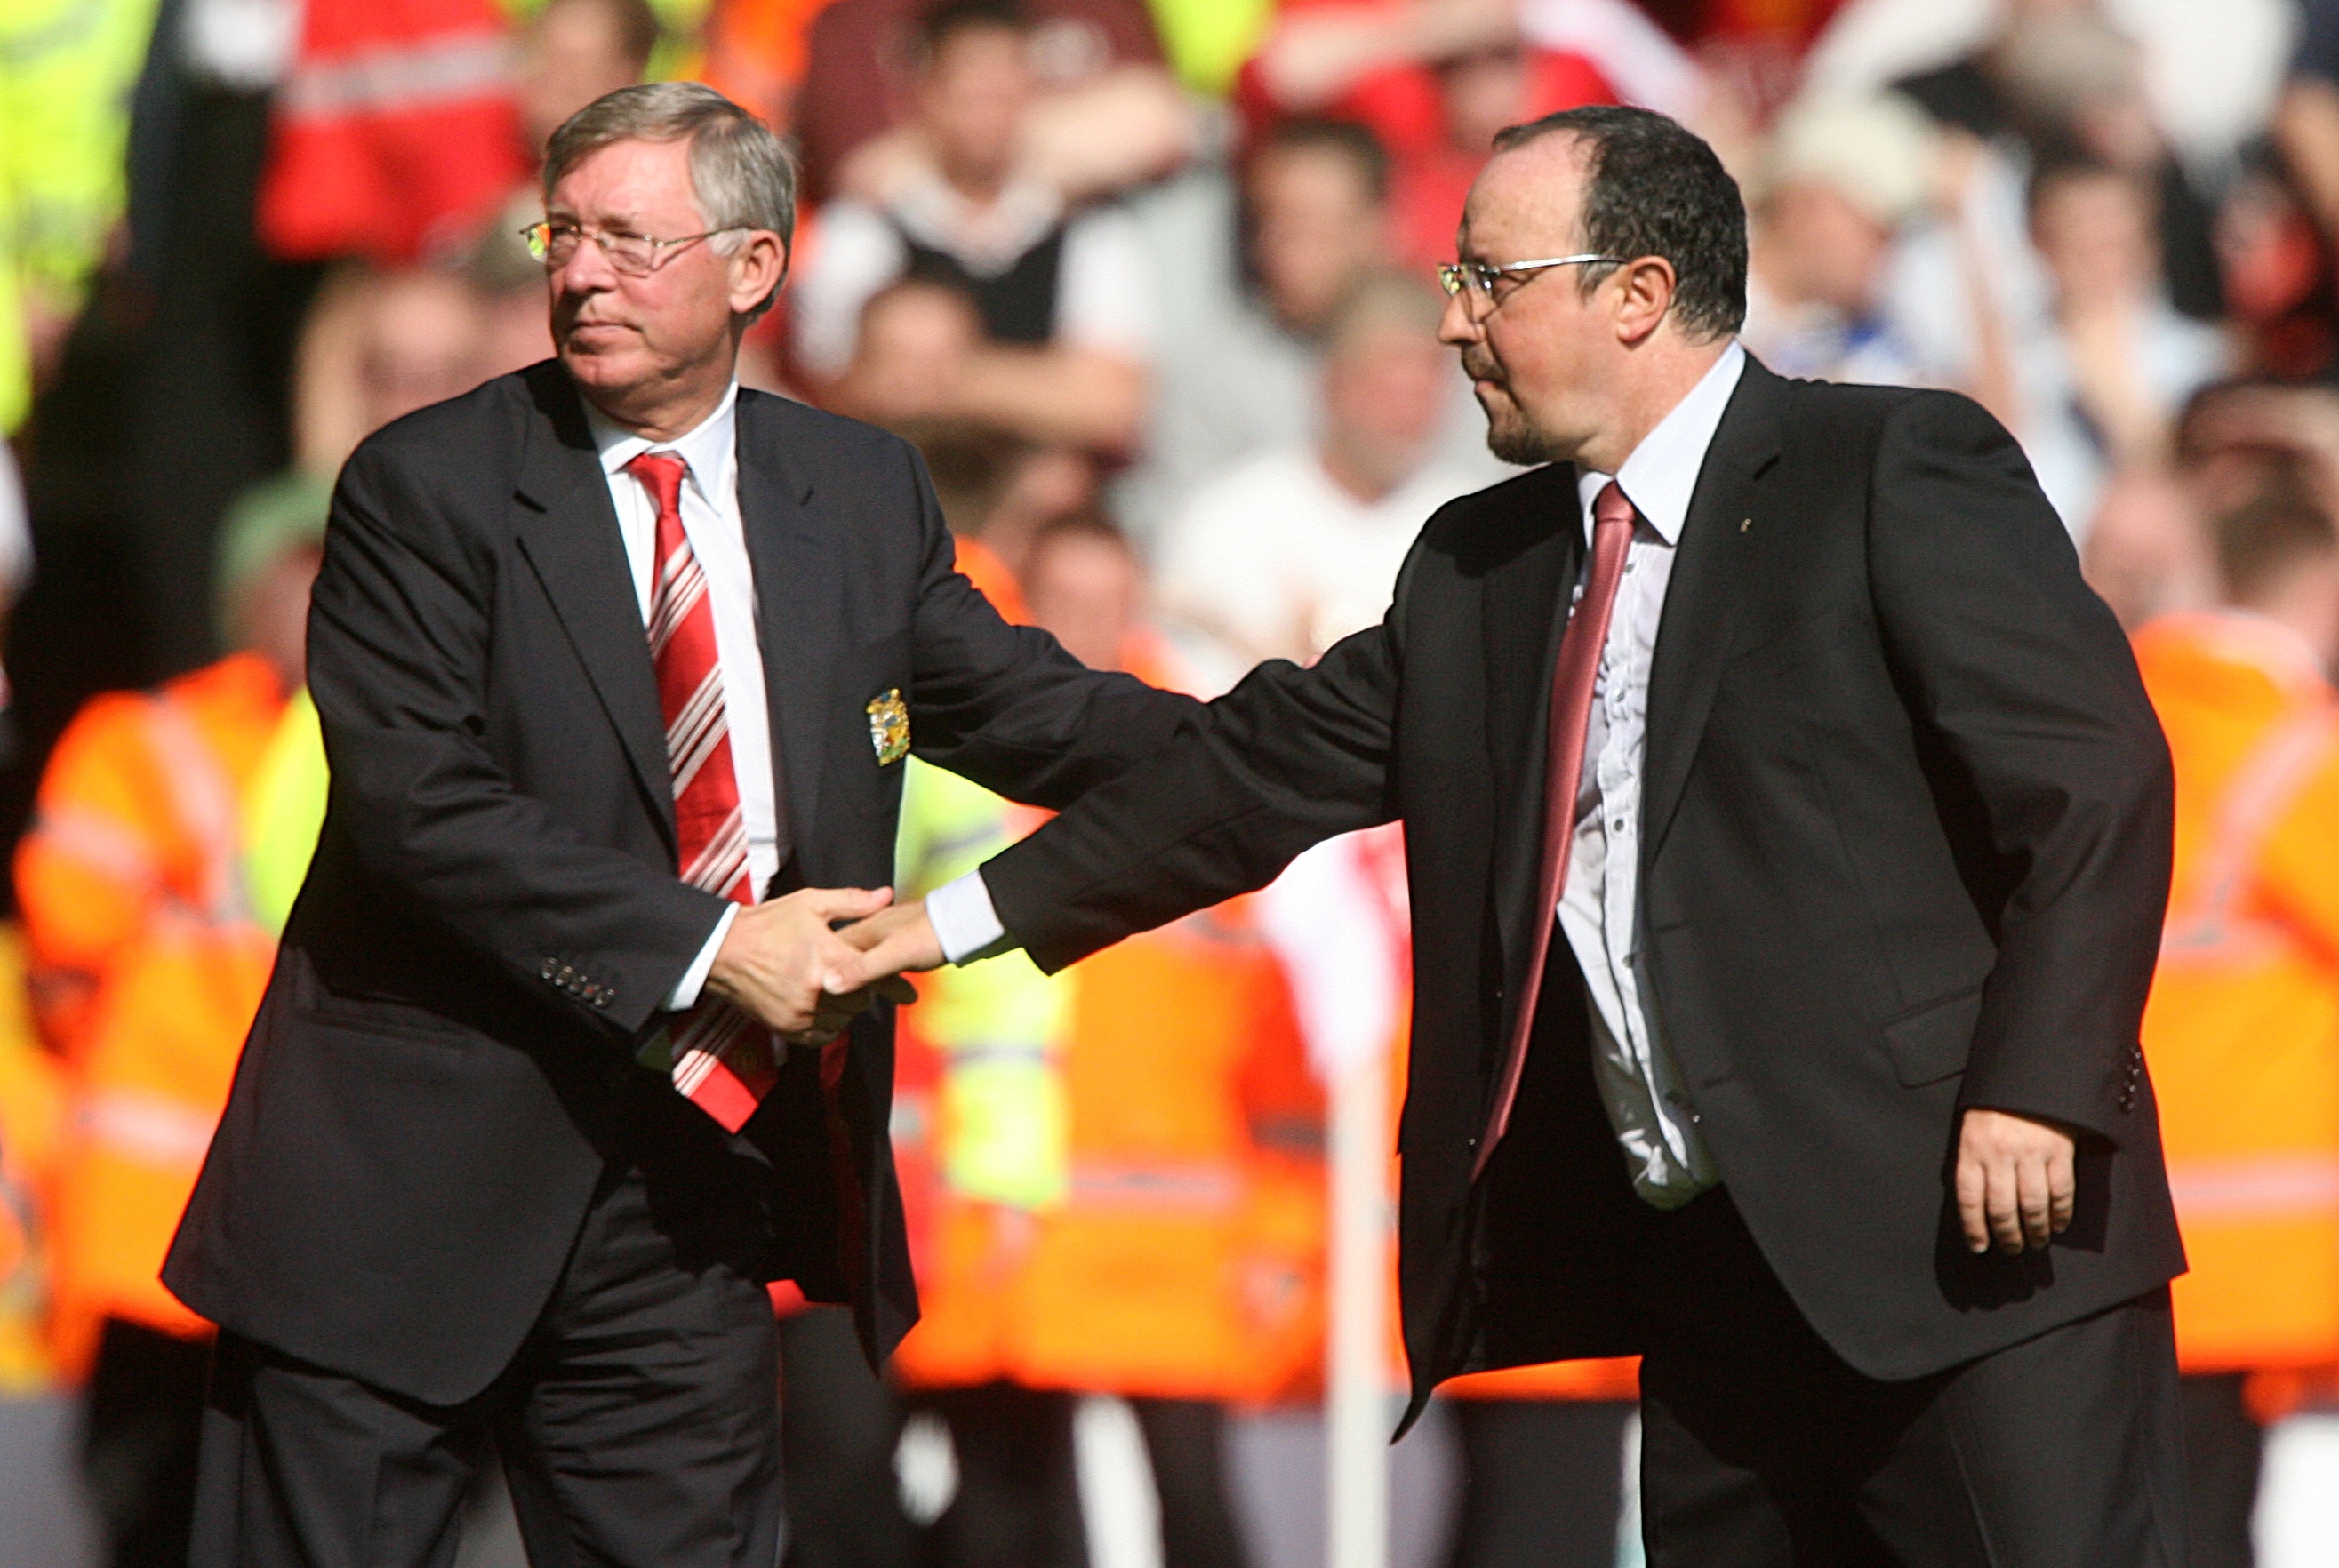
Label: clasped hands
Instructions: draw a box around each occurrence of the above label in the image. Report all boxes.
[700,889,944,1046]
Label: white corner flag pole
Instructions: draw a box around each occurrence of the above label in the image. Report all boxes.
[1326,1044,1390,1568]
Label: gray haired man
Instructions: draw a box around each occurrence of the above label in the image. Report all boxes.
[169,84,1197,1566]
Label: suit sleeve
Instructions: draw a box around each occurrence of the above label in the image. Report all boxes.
[897,443,1202,807]
[977,580,1409,975]
[307,442,727,1037]
[1866,392,2175,1144]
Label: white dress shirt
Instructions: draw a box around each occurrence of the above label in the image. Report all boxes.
[583,382,781,1010]
[1563,340,1742,1207]
[933,346,1750,1209]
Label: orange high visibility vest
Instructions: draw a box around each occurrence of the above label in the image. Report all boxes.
[892,899,1328,1405]
[14,654,287,1378]
[2135,612,2339,1374]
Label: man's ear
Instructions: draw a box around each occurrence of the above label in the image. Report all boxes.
[727,230,789,317]
[1613,256,1677,348]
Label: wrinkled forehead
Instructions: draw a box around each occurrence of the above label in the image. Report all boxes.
[548,136,705,228]
[1458,134,1588,261]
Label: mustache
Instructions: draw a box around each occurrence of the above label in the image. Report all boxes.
[1462,353,1505,386]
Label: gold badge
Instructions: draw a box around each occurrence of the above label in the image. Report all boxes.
[867,688,910,765]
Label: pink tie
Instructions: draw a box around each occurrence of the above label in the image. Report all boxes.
[627,451,774,1133]
[1474,480,1637,1180]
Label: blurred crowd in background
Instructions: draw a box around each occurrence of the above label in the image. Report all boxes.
[6,0,2339,1565]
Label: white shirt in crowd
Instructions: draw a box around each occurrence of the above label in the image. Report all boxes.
[792,178,1152,380]
[583,381,780,1011]
[1152,447,1495,696]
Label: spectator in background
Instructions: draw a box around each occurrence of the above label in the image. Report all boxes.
[1154,274,1476,691]
[2216,143,2339,386]
[1741,92,1947,387]
[292,266,489,484]
[2081,466,2215,634]
[15,484,324,1568]
[515,0,661,159]
[795,0,1151,455]
[1118,119,1506,543]
[2020,156,2229,534]
[2132,488,2339,1568]
[1240,2,1615,273]
[1892,2,2223,322]
[796,0,1188,209]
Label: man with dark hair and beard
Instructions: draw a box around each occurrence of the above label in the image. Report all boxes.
[835,104,2191,1566]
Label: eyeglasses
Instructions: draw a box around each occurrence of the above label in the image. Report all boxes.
[1438,253,1624,308]
[521,220,745,276]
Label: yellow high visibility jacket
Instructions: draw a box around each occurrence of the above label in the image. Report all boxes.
[2136,611,2339,1374]
[15,653,289,1378]
[0,0,161,429]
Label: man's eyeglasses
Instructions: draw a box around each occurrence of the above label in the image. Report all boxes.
[1437,253,1623,307]
[521,220,745,276]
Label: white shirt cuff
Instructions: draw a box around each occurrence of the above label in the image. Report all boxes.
[668,902,740,1011]
[928,868,1013,964]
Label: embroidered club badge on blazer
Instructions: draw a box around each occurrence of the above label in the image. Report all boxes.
[867,689,911,765]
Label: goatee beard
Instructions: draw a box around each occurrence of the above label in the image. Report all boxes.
[1486,415,1560,467]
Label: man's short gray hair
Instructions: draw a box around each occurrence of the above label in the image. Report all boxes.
[543,83,797,317]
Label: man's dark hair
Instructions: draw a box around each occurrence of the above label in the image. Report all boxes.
[2216,488,2339,608]
[917,0,1029,60]
[1490,105,1746,340]
[1255,117,1391,206]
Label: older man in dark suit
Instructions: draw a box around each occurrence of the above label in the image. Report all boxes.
[837,106,2190,1565]
[164,83,1195,1568]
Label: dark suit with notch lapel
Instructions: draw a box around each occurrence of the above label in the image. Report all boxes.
[164,362,1198,1566]
[975,357,2191,1564]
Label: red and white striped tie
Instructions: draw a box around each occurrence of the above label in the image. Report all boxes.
[629,450,775,1132]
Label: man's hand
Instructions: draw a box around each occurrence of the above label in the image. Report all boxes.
[1955,1108,2079,1255]
[824,899,948,997]
[704,887,914,1045]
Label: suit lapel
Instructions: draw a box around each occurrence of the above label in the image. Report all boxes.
[734,391,834,872]
[1481,464,1585,1028]
[1639,358,1789,864]
[511,366,677,854]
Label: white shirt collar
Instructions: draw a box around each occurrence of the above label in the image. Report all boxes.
[1575,340,1747,546]
[584,380,741,501]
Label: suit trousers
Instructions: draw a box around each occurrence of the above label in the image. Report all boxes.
[1443,1397,1633,1568]
[188,1076,785,1568]
[1631,1188,2188,1568]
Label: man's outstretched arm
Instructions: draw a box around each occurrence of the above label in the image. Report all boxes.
[829,616,1406,992]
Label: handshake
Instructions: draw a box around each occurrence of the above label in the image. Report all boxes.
[701,886,949,1044]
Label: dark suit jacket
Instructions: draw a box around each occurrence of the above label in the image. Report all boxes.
[163,364,1199,1406]
[979,358,2187,1428]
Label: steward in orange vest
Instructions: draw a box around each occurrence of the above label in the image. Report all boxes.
[13,485,324,1568]
[891,519,1303,1568]
[2133,488,2339,1568]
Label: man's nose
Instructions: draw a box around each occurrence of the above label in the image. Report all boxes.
[554,235,620,294]
[1438,288,1482,347]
